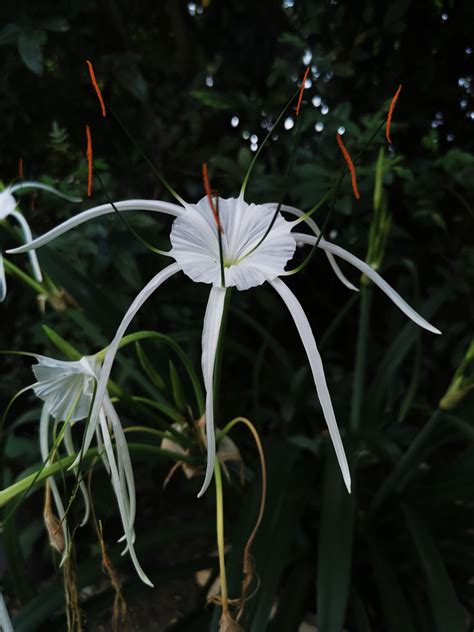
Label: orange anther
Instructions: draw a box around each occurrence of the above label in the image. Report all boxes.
[202,163,224,234]
[85,125,93,197]
[86,60,107,117]
[295,66,311,117]
[386,84,402,144]
[336,133,360,200]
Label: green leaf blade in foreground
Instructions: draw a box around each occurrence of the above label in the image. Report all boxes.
[402,505,466,632]
[316,444,355,632]
[369,540,416,632]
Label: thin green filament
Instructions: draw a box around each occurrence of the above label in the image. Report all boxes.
[104,100,185,206]
[240,86,301,197]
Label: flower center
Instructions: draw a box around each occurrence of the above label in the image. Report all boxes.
[170,196,296,291]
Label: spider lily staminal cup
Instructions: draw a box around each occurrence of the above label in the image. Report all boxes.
[31,354,153,586]
[170,195,296,290]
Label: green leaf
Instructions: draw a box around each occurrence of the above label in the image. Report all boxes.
[268,562,312,631]
[17,29,46,75]
[0,23,19,46]
[190,89,235,110]
[38,17,70,32]
[135,341,165,390]
[369,540,416,632]
[366,288,449,423]
[316,444,355,632]
[402,505,465,632]
[41,325,82,360]
[169,360,187,414]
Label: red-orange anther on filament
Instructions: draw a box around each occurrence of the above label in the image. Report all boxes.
[295,66,310,117]
[202,163,224,234]
[18,158,24,179]
[336,133,360,200]
[386,84,402,144]
[85,125,93,197]
[86,60,107,117]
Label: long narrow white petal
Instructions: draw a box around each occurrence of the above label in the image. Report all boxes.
[72,262,181,470]
[9,210,43,282]
[264,203,358,292]
[99,409,153,586]
[7,199,184,254]
[10,181,82,202]
[0,592,14,632]
[270,278,351,493]
[40,404,70,565]
[0,253,6,302]
[293,232,441,335]
[104,394,136,531]
[63,424,90,527]
[197,286,227,498]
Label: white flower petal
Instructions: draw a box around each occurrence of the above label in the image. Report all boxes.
[270,277,351,493]
[266,203,358,292]
[293,232,441,334]
[104,394,136,531]
[75,263,181,469]
[9,210,43,282]
[170,196,296,290]
[7,199,184,254]
[98,409,153,586]
[32,356,98,422]
[0,253,6,302]
[197,286,227,498]
[9,181,82,202]
[0,189,17,220]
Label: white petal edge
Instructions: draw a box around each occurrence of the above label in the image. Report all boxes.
[9,210,43,282]
[7,199,185,254]
[40,403,70,566]
[0,253,6,302]
[197,286,227,498]
[104,394,136,533]
[269,277,351,493]
[10,181,82,203]
[292,232,441,335]
[263,203,358,292]
[72,262,181,471]
[98,408,153,586]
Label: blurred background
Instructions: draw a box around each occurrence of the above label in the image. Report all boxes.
[0,0,473,630]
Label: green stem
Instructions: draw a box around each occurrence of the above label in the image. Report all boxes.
[3,259,44,294]
[0,443,199,508]
[367,409,441,520]
[350,284,373,432]
[214,459,229,615]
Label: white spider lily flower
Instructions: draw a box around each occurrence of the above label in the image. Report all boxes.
[31,354,152,586]
[0,181,81,301]
[10,193,441,504]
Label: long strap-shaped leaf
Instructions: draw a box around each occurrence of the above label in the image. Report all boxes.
[402,505,465,632]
